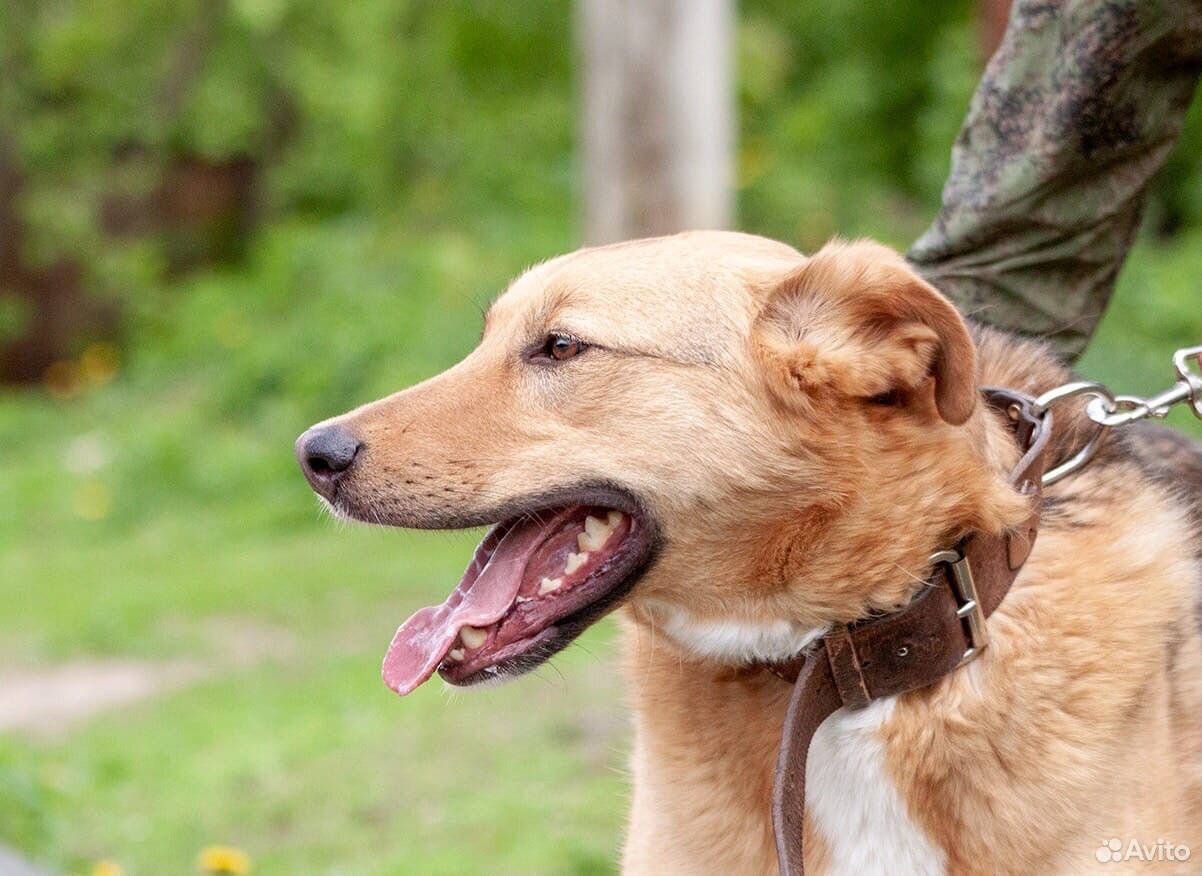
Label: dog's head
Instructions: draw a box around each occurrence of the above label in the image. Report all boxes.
[297,232,1028,692]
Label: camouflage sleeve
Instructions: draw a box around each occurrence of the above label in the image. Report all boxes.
[909,0,1202,362]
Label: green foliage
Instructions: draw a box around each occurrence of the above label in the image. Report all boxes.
[4,0,1199,306]
[3,1,575,255]
[738,0,979,248]
[1149,95,1202,236]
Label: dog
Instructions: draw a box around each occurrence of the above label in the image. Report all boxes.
[296,232,1202,876]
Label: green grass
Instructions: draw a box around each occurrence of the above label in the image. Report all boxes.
[0,491,631,875]
[1,220,1200,876]
[16,629,628,876]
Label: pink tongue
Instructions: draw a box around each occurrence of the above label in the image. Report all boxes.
[382,511,569,695]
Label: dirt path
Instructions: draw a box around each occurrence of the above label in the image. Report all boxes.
[0,617,296,739]
[0,659,203,738]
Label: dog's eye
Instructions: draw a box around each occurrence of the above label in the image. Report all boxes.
[536,332,586,362]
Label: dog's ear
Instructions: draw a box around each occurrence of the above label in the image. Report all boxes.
[753,239,977,425]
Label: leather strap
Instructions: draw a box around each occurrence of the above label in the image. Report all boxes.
[772,653,841,870]
[769,388,1053,876]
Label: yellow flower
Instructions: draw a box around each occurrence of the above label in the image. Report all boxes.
[91,862,125,876]
[198,846,251,875]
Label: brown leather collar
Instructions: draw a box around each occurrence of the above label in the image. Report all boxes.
[767,387,1053,876]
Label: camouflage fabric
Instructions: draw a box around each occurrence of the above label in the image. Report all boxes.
[909,0,1202,362]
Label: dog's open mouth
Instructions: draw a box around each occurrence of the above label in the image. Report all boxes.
[382,502,653,694]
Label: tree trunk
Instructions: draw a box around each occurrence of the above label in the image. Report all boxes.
[579,0,734,244]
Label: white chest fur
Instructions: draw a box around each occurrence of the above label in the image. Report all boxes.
[644,604,947,875]
[808,697,946,876]
[649,601,827,663]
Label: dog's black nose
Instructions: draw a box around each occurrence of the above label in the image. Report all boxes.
[295,425,362,499]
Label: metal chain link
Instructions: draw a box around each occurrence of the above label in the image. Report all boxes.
[1030,345,1202,486]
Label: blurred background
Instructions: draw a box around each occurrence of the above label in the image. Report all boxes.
[1,2,1200,874]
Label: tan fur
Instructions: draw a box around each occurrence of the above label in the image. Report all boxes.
[315,232,1202,875]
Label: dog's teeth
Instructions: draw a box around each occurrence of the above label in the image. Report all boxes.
[539,576,563,595]
[459,626,488,649]
[564,551,589,574]
[448,648,465,662]
[578,515,613,551]
[515,595,532,604]
[607,510,624,528]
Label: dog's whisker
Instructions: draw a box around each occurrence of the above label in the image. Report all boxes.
[570,640,602,663]
[892,562,930,588]
[546,660,568,689]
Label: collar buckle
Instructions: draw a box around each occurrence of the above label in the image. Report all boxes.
[929,548,988,667]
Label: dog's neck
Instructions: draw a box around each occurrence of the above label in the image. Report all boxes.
[636,398,1024,668]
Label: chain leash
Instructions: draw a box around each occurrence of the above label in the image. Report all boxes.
[1027,345,1202,486]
